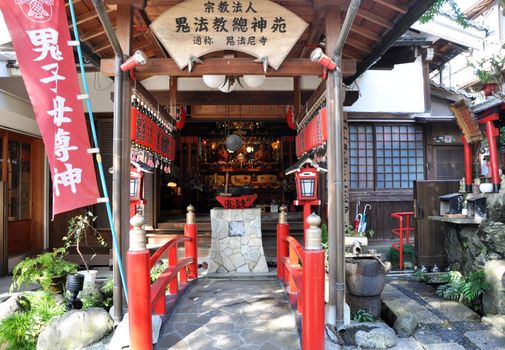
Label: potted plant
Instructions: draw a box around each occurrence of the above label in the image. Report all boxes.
[344,225,375,252]
[10,247,78,293]
[63,211,107,287]
[467,47,505,96]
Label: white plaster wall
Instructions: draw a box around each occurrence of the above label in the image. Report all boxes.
[79,72,114,113]
[0,91,39,136]
[344,57,426,114]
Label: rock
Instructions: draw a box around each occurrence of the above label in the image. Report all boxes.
[37,308,113,350]
[482,314,505,332]
[355,326,398,349]
[486,193,505,223]
[482,260,505,315]
[393,314,418,338]
[0,294,20,322]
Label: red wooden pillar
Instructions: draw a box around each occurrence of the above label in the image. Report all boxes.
[462,137,473,193]
[302,213,325,350]
[480,114,501,192]
[127,214,153,350]
[184,205,198,279]
[277,205,289,280]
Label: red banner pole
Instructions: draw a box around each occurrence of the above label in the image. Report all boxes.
[481,115,501,192]
[127,215,153,350]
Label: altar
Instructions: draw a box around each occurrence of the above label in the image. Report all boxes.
[207,208,269,274]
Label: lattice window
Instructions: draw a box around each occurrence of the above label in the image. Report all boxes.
[349,125,374,189]
[349,124,425,190]
[375,125,424,189]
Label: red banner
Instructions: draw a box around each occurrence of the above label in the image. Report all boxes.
[0,0,99,215]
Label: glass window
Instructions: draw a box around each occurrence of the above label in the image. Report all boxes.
[349,124,425,191]
[8,140,31,220]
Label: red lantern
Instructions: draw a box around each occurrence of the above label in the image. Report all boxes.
[294,166,318,201]
[175,105,186,130]
[286,105,297,130]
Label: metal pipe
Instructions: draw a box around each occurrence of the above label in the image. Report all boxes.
[326,0,361,331]
[92,0,126,323]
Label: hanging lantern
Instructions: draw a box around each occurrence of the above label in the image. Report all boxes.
[286,105,296,130]
[294,166,318,200]
[175,105,186,130]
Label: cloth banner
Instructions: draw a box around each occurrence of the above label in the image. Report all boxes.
[0,0,99,215]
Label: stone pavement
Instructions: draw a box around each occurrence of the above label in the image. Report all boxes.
[382,277,505,350]
[155,276,301,350]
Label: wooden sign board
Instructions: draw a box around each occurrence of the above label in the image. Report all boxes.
[449,100,482,143]
[150,0,308,70]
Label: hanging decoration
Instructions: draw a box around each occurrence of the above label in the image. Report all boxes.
[286,105,297,130]
[131,91,175,173]
[175,104,187,130]
[295,107,328,157]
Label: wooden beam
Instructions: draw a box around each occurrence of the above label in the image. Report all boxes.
[104,0,146,9]
[345,38,372,53]
[349,26,381,42]
[151,90,313,105]
[299,9,325,58]
[117,5,133,55]
[101,58,357,77]
[69,8,113,28]
[325,7,340,57]
[356,8,394,30]
[169,77,177,116]
[137,9,170,58]
[294,77,301,122]
[80,27,109,42]
[372,0,408,14]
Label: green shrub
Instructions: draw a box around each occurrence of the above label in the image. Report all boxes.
[436,270,489,305]
[387,244,414,269]
[150,260,168,282]
[352,309,375,323]
[10,248,78,293]
[0,292,65,350]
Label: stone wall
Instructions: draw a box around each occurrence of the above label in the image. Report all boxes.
[444,193,505,315]
[445,193,505,274]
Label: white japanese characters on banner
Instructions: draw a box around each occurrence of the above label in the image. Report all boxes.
[151,0,308,70]
[0,0,99,215]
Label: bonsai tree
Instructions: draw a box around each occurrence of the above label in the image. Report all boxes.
[10,247,78,293]
[62,211,107,272]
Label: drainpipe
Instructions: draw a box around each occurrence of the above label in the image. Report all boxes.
[326,0,361,331]
[92,0,126,323]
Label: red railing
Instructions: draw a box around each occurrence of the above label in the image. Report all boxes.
[127,205,198,350]
[391,211,414,270]
[277,206,325,350]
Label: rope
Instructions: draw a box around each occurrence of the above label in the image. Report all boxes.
[68,0,128,302]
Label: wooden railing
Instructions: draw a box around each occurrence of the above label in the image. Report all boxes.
[277,205,325,350]
[127,205,198,349]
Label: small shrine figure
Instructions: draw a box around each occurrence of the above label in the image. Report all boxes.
[254,143,271,162]
[217,144,229,163]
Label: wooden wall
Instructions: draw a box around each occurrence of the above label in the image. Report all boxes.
[349,192,413,240]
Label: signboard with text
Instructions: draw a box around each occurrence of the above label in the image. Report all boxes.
[0,0,100,215]
[150,0,308,70]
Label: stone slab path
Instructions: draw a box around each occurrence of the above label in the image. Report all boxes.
[382,278,505,350]
[155,277,301,350]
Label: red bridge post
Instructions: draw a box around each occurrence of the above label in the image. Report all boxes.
[277,205,289,280]
[184,205,198,279]
[127,214,153,350]
[302,213,325,350]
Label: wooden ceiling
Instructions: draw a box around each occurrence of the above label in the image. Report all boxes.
[67,0,435,81]
[67,0,435,120]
